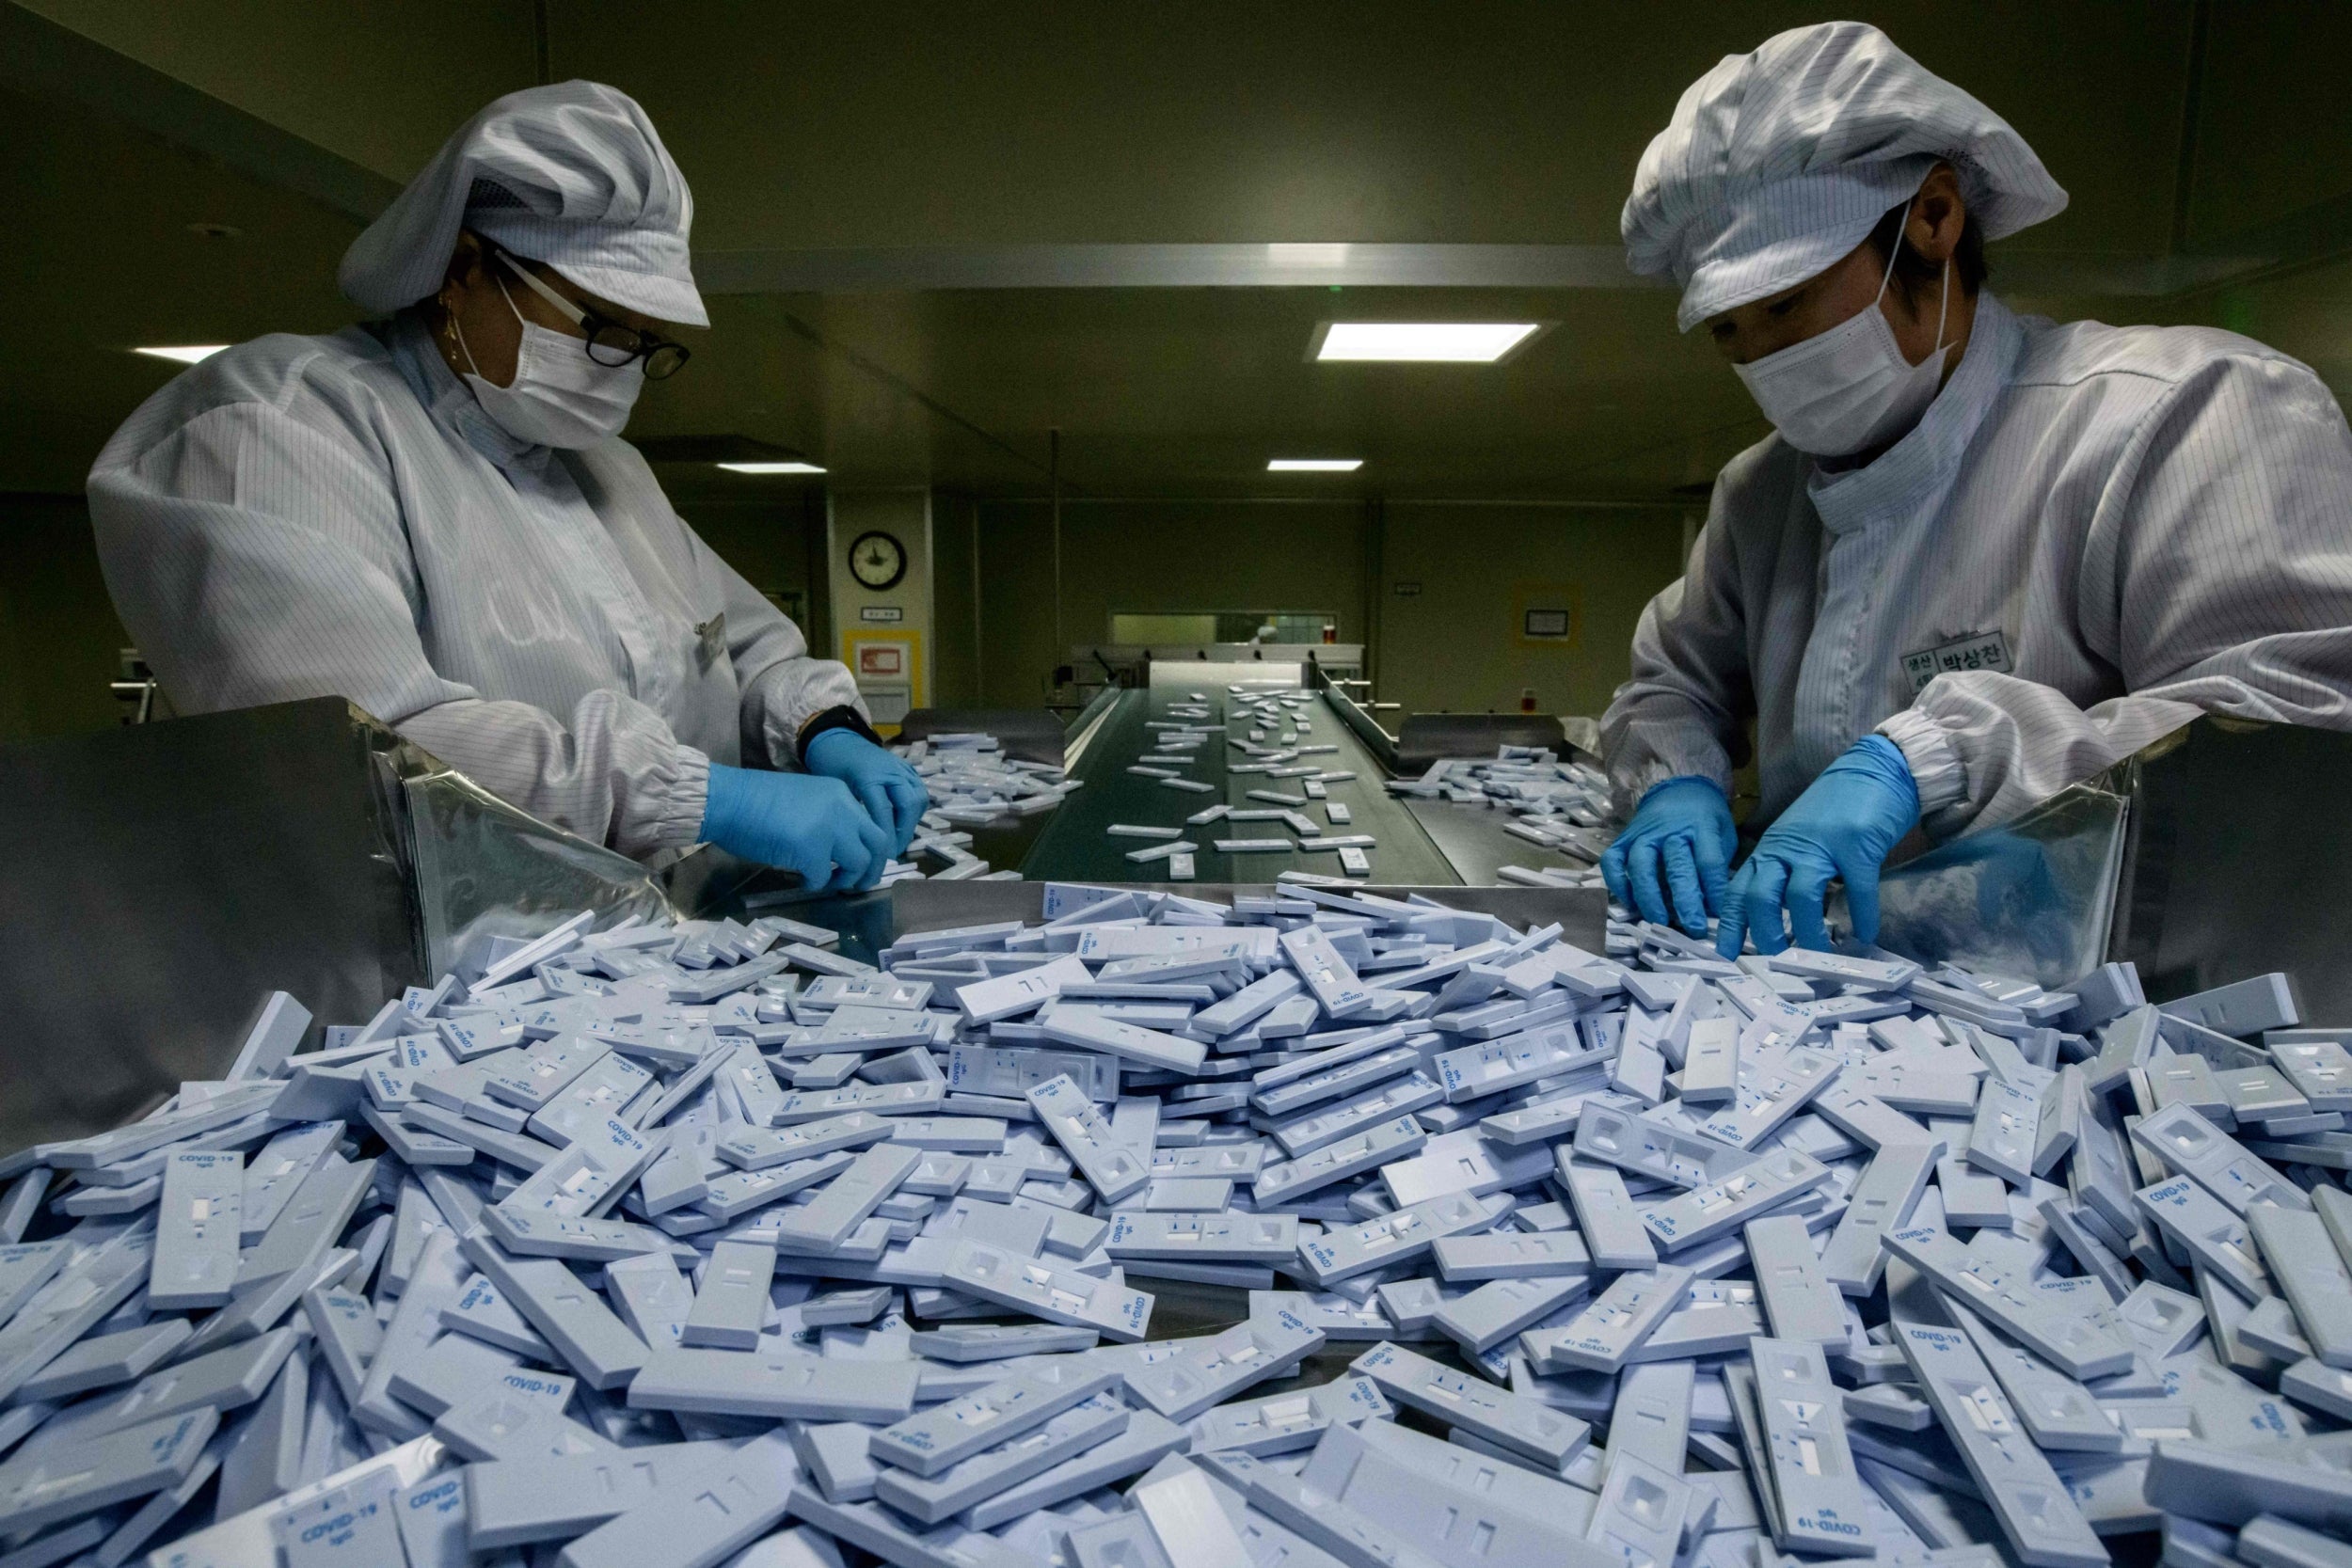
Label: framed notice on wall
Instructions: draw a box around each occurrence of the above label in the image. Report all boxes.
[842,629,924,729]
[1514,585,1581,646]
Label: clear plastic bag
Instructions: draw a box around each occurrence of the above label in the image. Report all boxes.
[1867,758,2136,988]
[387,739,676,980]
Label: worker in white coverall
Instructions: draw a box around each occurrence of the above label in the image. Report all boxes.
[87,83,925,892]
[1598,22,2352,958]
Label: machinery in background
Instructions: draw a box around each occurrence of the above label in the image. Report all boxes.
[1064,641,1366,710]
[109,647,160,724]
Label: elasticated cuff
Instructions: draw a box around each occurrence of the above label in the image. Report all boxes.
[1878,708,1967,816]
[657,743,713,849]
[797,705,885,762]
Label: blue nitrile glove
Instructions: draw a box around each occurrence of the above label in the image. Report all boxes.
[1716,735,1921,958]
[1598,776,1738,937]
[700,762,895,892]
[802,729,930,854]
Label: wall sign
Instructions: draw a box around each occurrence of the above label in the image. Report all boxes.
[842,630,921,723]
[1392,581,1422,597]
[859,605,905,624]
[1513,584,1582,647]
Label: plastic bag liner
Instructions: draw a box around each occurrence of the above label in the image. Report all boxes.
[1862,756,2136,989]
[384,707,906,977]
[390,747,676,982]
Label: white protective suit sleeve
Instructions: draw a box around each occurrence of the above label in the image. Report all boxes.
[1880,350,2352,837]
[91,398,710,856]
[1601,483,1762,812]
[707,535,862,770]
[560,439,865,771]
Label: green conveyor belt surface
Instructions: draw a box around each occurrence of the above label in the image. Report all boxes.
[1017,686,1461,884]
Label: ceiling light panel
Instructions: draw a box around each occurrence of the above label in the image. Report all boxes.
[717,461,828,474]
[1311,322,1544,363]
[1267,459,1363,472]
[133,345,230,364]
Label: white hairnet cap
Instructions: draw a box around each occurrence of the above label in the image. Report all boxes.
[1622,23,2068,331]
[339,81,707,327]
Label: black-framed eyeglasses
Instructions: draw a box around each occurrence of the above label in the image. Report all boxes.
[496,248,691,379]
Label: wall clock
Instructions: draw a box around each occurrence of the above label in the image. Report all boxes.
[849,531,907,591]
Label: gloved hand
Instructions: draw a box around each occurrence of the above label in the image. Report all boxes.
[803,729,930,854]
[1715,735,1920,958]
[1598,776,1738,937]
[700,762,895,892]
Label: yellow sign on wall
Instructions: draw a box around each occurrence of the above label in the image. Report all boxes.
[840,627,926,735]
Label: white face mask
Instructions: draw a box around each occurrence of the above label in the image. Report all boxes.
[450,261,644,450]
[1732,231,1951,458]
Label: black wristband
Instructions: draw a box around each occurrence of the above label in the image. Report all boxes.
[797,705,885,760]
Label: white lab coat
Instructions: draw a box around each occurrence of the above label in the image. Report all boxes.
[1605,293,2352,838]
[87,312,863,858]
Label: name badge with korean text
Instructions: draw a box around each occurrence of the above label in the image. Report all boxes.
[1901,630,2010,695]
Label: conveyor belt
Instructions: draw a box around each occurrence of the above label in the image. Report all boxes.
[1016,686,1463,885]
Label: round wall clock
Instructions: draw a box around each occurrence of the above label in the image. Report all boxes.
[848,530,908,591]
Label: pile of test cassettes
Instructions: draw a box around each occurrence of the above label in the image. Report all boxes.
[1385,746,1613,892]
[1,879,2349,1568]
[1114,688,1375,881]
[859,733,1075,886]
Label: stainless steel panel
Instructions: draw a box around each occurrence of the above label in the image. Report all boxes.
[0,700,415,1150]
[1394,713,1569,772]
[2109,721,2352,1022]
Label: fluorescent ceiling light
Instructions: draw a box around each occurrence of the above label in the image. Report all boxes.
[1267,458,1362,472]
[133,344,230,364]
[717,461,827,475]
[1312,322,1544,363]
[1266,243,1352,269]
